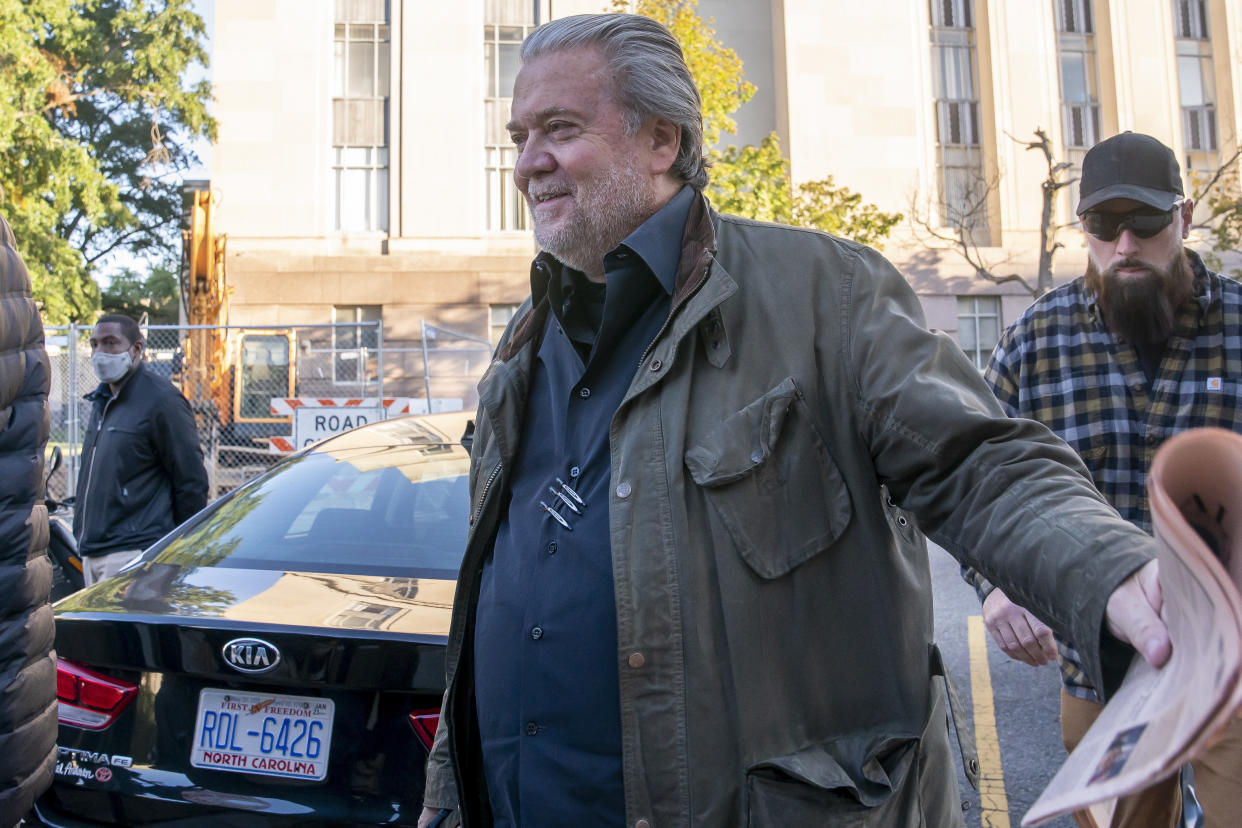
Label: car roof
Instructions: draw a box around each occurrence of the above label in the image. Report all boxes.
[313,411,472,452]
[308,412,472,479]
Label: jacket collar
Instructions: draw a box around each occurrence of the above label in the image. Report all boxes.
[498,190,718,363]
[84,362,143,403]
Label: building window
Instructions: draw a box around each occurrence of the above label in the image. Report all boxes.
[333,305,381,385]
[332,0,390,232]
[485,145,528,231]
[490,303,520,345]
[1174,0,1209,39]
[1178,54,1217,152]
[1056,0,1093,33]
[932,44,980,147]
[484,1,539,231]
[1174,1,1217,165]
[957,296,1001,370]
[1182,101,1217,152]
[931,0,973,28]
[1055,0,1100,150]
[930,0,986,229]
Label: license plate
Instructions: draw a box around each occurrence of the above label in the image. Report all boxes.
[190,689,334,780]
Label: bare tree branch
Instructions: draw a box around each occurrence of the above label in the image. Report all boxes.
[909,128,1069,297]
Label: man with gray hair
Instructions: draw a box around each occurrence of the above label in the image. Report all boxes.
[422,13,1172,827]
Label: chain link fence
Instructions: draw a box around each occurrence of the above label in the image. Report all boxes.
[46,321,491,501]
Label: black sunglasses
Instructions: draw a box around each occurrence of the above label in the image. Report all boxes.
[1081,204,1180,241]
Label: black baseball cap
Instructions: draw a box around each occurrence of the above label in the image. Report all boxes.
[1077,132,1183,215]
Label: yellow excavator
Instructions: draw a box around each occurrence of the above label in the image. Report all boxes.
[179,187,295,476]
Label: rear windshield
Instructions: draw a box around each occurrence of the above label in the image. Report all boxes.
[147,445,470,578]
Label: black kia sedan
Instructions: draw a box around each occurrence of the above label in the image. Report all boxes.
[31,414,472,827]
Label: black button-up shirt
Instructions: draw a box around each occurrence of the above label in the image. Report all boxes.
[473,186,693,827]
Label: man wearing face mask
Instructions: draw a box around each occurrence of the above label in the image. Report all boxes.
[74,313,208,585]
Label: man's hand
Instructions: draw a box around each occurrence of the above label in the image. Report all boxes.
[1105,559,1172,668]
[418,807,445,828]
[982,588,1058,666]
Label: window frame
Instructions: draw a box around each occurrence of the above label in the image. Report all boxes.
[930,0,974,29]
[483,2,540,232]
[489,303,521,346]
[956,295,1002,371]
[1055,0,1094,34]
[1173,0,1210,40]
[1054,0,1101,150]
[332,3,391,233]
[930,4,987,230]
[1173,6,1218,162]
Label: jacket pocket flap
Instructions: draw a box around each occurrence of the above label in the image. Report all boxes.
[748,734,917,808]
[685,377,799,486]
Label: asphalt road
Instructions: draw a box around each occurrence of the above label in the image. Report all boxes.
[929,540,1079,828]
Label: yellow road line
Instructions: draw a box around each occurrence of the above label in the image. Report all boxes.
[969,615,1011,828]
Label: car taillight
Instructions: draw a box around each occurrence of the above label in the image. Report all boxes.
[56,659,138,731]
[408,709,440,750]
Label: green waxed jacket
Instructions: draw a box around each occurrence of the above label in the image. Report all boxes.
[425,194,1154,827]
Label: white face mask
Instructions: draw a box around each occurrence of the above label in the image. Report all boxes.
[91,351,133,384]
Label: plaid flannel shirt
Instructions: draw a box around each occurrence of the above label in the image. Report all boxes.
[965,251,1242,700]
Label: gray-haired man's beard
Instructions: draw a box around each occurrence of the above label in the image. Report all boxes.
[528,157,656,276]
[1086,251,1193,346]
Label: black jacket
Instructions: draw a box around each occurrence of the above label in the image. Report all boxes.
[0,215,56,826]
[74,365,209,557]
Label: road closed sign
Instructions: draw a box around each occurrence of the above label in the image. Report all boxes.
[293,405,384,448]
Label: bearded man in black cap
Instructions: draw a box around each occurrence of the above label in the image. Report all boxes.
[968,132,1242,825]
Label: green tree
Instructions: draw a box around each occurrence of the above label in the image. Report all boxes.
[101,266,179,323]
[613,0,901,246]
[0,0,214,323]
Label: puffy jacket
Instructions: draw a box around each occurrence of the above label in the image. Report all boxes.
[0,215,56,826]
[73,365,208,557]
[427,194,1155,826]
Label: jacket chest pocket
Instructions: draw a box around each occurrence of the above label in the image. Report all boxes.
[103,424,152,470]
[684,377,852,579]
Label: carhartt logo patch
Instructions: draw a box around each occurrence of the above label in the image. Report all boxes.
[1207,377,1222,390]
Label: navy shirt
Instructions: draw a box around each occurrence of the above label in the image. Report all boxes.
[474,186,693,827]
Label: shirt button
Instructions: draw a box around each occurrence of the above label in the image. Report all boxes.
[547,541,558,555]
[636,820,651,828]
[649,358,662,371]
[570,466,581,478]
[579,387,591,399]
[750,449,764,464]
[616,481,632,499]
[531,626,544,640]
[526,722,539,736]
[627,652,645,669]
[1146,433,1158,445]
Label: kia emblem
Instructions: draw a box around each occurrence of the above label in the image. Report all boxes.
[222,638,281,674]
